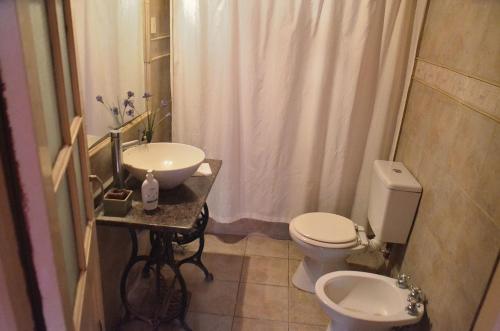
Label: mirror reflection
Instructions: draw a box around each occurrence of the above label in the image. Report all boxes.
[72,0,171,147]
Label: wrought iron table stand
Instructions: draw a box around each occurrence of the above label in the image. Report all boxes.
[119,203,212,331]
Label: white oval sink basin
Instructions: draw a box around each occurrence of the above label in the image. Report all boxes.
[123,143,205,189]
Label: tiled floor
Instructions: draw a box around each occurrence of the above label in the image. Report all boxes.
[121,234,328,331]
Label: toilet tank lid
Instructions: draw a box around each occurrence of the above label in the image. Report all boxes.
[374,160,422,193]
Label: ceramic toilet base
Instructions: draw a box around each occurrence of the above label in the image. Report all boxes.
[292,256,347,293]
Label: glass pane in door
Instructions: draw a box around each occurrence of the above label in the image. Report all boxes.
[27,0,63,165]
[56,175,79,305]
[73,137,87,233]
[55,0,76,122]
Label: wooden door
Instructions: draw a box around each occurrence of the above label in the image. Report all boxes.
[2,0,105,330]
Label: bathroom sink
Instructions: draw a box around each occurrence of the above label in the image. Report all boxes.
[123,143,206,189]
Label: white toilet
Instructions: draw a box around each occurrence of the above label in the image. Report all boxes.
[289,160,422,292]
[315,271,424,331]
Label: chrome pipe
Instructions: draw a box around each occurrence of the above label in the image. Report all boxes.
[110,129,124,188]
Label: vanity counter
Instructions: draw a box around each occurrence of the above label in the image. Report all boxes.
[96,159,221,233]
[95,159,221,330]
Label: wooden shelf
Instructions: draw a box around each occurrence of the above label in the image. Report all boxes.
[150,53,170,62]
[151,34,170,41]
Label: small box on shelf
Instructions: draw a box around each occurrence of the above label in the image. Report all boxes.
[103,188,133,217]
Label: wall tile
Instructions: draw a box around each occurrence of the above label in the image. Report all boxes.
[395,81,434,175]
[400,82,434,143]
[472,126,500,223]
[418,0,500,83]
[447,106,496,193]
[420,91,463,170]
[398,2,500,328]
[414,61,500,121]
[399,33,499,331]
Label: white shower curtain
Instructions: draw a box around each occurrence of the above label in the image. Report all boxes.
[173,0,425,225]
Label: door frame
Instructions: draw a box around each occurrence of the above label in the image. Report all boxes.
[0,74,37,330]
[0,0,104,329]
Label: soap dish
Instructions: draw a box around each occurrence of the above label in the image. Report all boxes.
[103,189,133,217]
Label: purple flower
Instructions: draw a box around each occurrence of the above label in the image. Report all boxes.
[128,99,135,108]
[127,91,134,98]
[142,92,152,99]
[123,99,131,107]
[126,108,135,116]
[111,106,119,115]
[160,99,169,108]
[96,95,104,103]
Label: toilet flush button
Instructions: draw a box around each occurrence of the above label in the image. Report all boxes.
[392,168,402,174]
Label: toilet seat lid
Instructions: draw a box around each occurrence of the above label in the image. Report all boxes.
[292,213,357,244]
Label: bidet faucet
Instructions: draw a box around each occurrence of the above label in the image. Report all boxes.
[406,297,420,316]
[396,273,411,289]
[110,129,142,188]
[408,285,426,303]
[406,285,425,316]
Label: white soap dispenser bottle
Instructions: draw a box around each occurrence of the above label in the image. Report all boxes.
[142,169,159,211]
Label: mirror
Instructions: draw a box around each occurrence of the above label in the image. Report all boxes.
[72,0,171,148]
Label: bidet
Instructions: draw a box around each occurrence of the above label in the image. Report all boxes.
[315,271,424,331]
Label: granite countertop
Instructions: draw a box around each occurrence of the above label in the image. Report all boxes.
[96,159,221,234]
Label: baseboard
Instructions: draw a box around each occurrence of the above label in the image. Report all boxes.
[206,218,290,240]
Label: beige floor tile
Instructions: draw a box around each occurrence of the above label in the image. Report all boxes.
[289,241,304,260]
[289,323,326,331]
[289,287,329,326]
[186,312,233,331]
[245,234,288,258]
[188,280,239,316]
[123,314,233,331]
[241,256,288,286]
[235,283,289,322]
[180,253,244,283]
[288,259,300,287]
[200,234,247,256]
[231,317,288,331]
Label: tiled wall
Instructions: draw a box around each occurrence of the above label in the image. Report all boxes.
[395,0,500,330]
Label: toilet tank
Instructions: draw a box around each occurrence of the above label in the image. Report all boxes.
[367,160,422,244]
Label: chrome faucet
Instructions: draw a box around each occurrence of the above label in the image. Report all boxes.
[406,297,420,316]
[408,285,426,303]
[406,285,426,316]
[396,273,411,289]
[110,129,142,188]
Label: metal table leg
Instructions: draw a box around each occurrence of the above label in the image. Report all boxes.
[120,228,139,320]
[176,203,214,281]
[119,229,191,330]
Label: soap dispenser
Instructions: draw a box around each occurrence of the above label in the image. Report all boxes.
[142,169,159,211]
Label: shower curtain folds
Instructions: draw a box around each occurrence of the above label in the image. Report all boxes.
[172,0,425,225]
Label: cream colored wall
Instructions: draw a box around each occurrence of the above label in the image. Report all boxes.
[395,0,500,330]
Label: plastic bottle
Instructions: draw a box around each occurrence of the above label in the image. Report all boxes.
[141,169,159,211]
